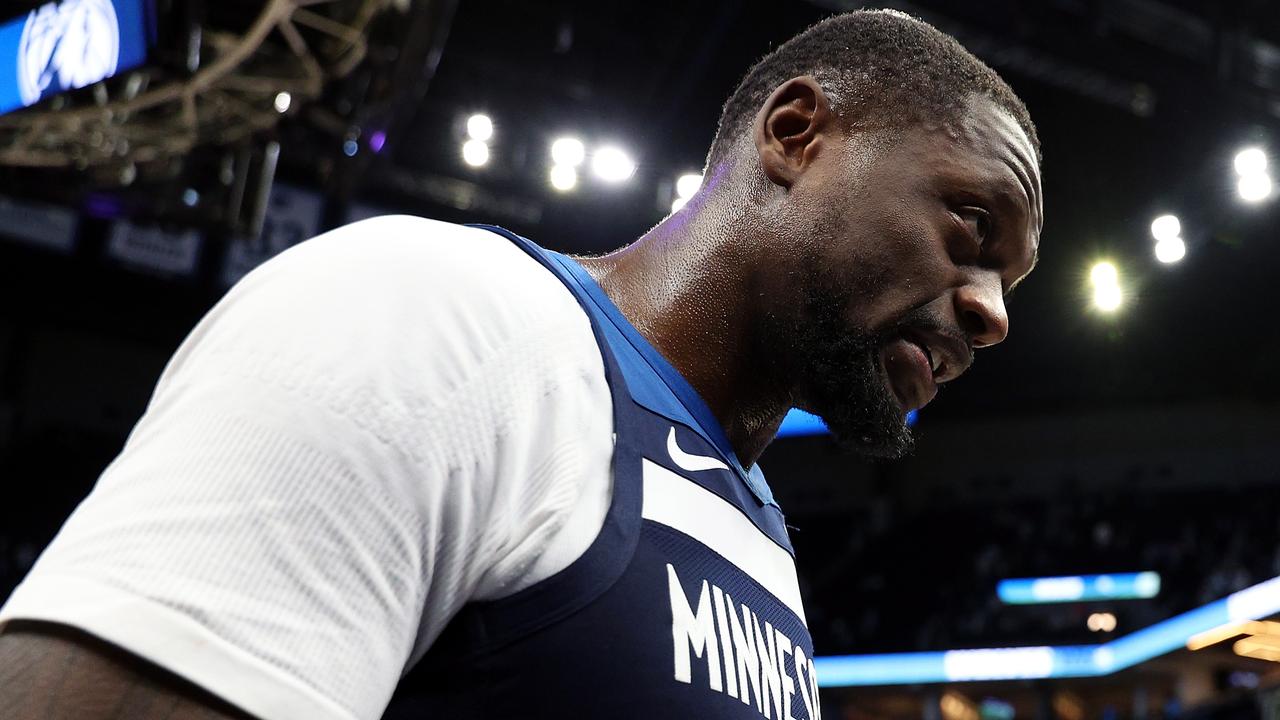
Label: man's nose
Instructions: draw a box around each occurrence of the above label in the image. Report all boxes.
[954,270,1009,348]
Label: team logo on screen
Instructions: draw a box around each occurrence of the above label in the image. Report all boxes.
[18,0,120,106]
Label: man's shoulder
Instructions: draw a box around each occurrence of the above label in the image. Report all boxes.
[237,216,579,324]
[306,215,509,257]
[281,215,543,286]
[237,216,600,381]
[156,215,607,448]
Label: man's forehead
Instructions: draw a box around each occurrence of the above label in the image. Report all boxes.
[933,96,1043,292]
[967,98,1042,220]
[932,96,1043,242]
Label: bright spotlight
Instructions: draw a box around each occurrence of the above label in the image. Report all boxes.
[1093,283,1122,312]
[462,139,489,167]
[1234,147,1268,177]
[1087,612,1117,633]
[273,91,292,114]
[1238,173,1272,202]
[1154,236,1186,264]
[466,114,494,142]
[675,173,703,199]
[1089,261,1118,287]
[1149,214,1180,242]
[671,196,688,213]
[591,145,636,183]
[551,137,586,167]
[550,164,577,191]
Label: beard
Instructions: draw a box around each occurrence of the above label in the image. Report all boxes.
[760,247,918,459]
[794,291,916,459]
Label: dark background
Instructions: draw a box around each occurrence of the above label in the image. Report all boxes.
[1,1,1280,717]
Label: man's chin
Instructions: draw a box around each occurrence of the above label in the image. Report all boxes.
[834,425,915,459]
[782,306,918,458]
[817,403,916,459]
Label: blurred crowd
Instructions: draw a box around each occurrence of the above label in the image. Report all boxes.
[792,483,1280,654]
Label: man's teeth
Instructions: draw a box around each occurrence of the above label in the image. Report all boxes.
[906,337,941,374]
[916,342,940,373]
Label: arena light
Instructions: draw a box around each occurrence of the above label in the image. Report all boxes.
[1087,613,1117,633]
[998,572,1160,604]
[939,691,979,720]
[274,91,292,114]
[466,113,494,142]
[1148,216,1186,264]
[1054,693,1086,720]
[549,164,577,192]
[1234,636,1280,662]
[1238,173,1272,203]
[1093,284,1122,312]
[1237,635,1280,653]
[1089,261,1118,287]
[551,137,586,167]
[671,172,703,213]
[676,173,703,199]
[1089,261,1123,313]
[1235,643,1280,663]
[776,409,826,438]
[1234,147,1268,177]
[774,407,915,439]
[461,139,489,167]
[1187,621,1250,651]
[1187,620,1280,651]
[1154,237,1186,264]
[1149,214,1180,242]
[1233,147,1272,203]
[549,137,582,191]
[943,647,1054,682]
[979,698,1015,720]
[592,145,636,183]
[813,574,1280,687]
[1005,575,1083,603]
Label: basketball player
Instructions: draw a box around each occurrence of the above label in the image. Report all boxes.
[0,10,1041,720]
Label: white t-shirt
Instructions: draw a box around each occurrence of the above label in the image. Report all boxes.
[0,216,616,720]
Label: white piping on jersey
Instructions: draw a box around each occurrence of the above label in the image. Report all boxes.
[641,459,807,625]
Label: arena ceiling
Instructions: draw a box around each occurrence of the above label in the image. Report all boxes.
[1,0,1279,424]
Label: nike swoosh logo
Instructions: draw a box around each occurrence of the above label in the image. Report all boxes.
[666,427,729,473]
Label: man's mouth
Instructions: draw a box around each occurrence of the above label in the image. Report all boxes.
[880,335,938,412]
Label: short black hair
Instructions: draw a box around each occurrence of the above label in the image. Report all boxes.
[707,10,1040,169]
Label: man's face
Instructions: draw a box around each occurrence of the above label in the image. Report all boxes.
[763,94,1042,458]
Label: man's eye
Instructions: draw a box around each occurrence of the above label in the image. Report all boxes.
[957,207,992,245]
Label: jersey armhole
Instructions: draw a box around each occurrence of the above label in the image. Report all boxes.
[422,225,645,659]
[439,434,642,657]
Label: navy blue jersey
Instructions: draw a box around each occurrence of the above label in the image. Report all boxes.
[417,227,818,718]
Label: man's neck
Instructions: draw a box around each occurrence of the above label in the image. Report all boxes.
[575,198,790,467]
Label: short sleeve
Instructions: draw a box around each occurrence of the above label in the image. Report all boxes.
[0,217,615,720]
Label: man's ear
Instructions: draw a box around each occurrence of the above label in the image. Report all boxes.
[753,76,835,189]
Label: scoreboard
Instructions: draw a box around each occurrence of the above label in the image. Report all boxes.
[0,0,151,116]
